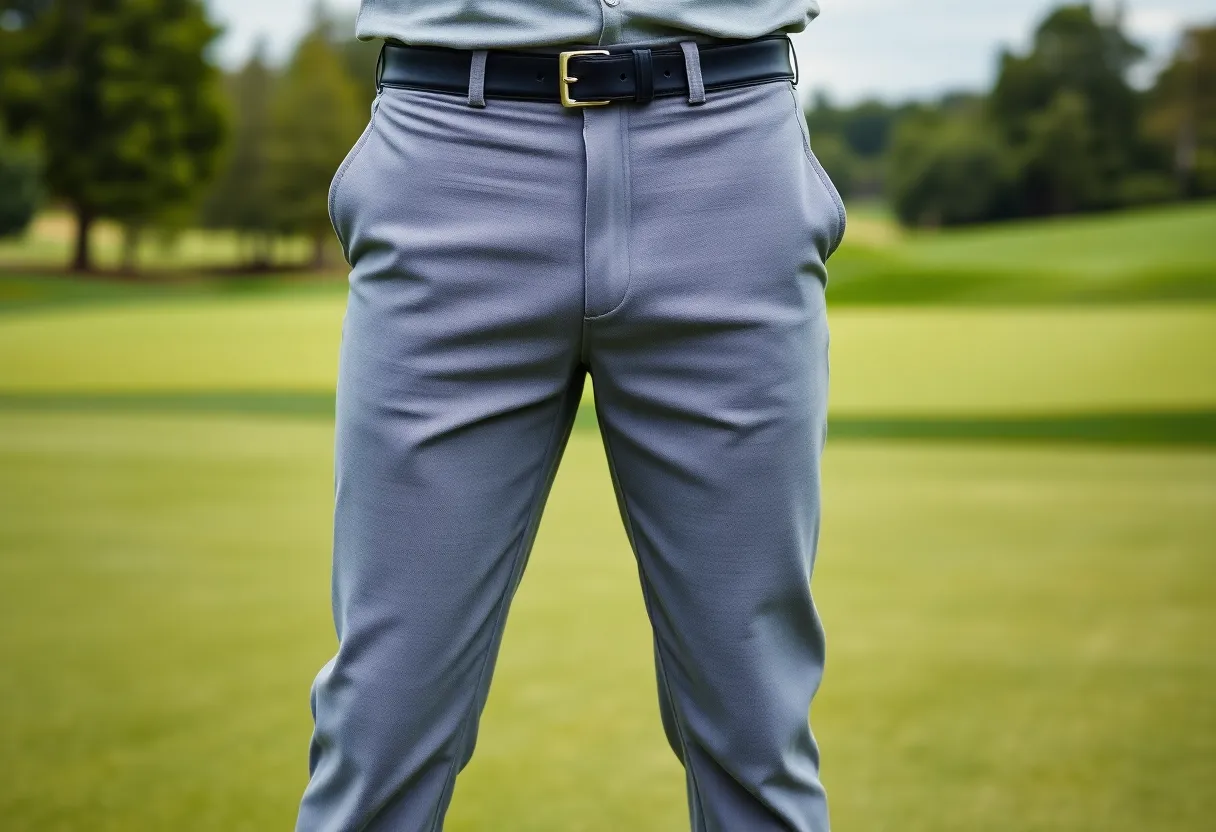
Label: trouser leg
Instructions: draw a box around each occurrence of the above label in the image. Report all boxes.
[583,77,843,832]
[296,87,588,831]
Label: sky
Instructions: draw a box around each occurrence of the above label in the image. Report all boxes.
[206,0,1216,104]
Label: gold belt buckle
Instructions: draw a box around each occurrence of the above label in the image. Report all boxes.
[558,49,611,108]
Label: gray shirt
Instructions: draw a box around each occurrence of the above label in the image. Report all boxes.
[355,1,821,49]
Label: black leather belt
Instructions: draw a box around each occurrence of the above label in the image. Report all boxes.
[376,35,796,107]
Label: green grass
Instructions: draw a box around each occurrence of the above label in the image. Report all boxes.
[827,200,1216,304]
[0,294,346,393]
[2,292,1213,419]
[1,205,1215,829]
[0,271,344,316]
[1,393,1212,445]
[828,305,1216,415]
[0,413,1211,831]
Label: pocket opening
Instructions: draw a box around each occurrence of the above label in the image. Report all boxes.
[328,95,383,261]
[784,81,847,258]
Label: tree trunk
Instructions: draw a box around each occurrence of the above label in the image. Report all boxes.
[312,233,326,269]
[121,225,141,273]
[72,207,93,272]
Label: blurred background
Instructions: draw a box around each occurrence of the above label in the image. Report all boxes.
[0,1,1213,830]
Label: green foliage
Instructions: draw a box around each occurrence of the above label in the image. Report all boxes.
[807,132,858,201]
[888,113,1014,227]
[0,0,227,270]
[1018,90,1105,213]
[991,4,1146,217]
[992,5,1144,143]
[201,11,376,270]
[1197,148,1216,195]
[805,95,917,198]
[265,21,365,267]
[883,3,1187,227]
[200,44,278,264]
[1144,26,1216,197]
[808,94,904,159]
[0,122,40,238]
[1114,171,1179,207]
[336,13,383,114]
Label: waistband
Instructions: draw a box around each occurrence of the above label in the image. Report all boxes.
[375,35,798,108]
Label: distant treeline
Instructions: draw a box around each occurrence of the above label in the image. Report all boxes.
[0,1,377,272]
[808,5,1216,227]
[198,15,380,270]
[1,2,1214,272]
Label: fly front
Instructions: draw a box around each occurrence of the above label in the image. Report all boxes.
[580,102,632,319]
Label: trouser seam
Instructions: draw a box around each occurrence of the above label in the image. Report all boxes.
[784,80,846,257]
[424,381,580,831]
[595,411,710,831]
[638,570,709,832]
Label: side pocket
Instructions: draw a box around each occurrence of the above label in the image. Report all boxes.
[785,82,847,260]
[806,147,847,259]
[328,95,382,260]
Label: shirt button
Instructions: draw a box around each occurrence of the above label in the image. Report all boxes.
[603,0,619,6]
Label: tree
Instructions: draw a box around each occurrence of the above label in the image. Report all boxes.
[0,0,226,271]
[888,113,1015,227]
[335,12,382,113]
[1145,26,1216,196]
[200,43,278,267]
[0,120,41,238]
[1018,90,1103,215]
[990,3,1145,214]
[807,94,898,198]
[266,16,365,268]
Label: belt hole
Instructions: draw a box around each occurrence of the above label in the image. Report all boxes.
[536,72,545,82]
[619,72,627,80]
[663,69,671,77]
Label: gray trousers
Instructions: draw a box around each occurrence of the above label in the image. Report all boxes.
[297,39,845,832]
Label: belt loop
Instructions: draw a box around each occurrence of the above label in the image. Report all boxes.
[679,42,706,105]
[467,49,488,108]
[786,35,800,87]
[374,42,385,94]
[632,48,654,104]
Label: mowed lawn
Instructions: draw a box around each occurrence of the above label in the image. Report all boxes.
[1,414,1213,832]
[1,199,1215,830]
[828,200,1216,304]
[2,293,1215,416]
